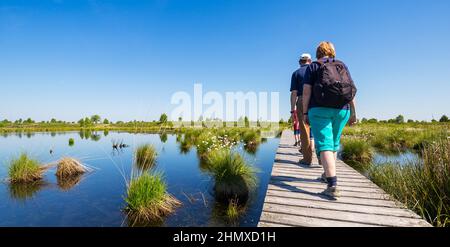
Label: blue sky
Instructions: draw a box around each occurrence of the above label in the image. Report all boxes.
[1,0,449,122]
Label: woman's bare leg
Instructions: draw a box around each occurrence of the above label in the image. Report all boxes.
[320,151,336,177]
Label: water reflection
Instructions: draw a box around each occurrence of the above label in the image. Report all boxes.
[90,133,101,142]
[373,151,420,166]
[57,174,83,191]
[8,181,47,201]
[210,201,248,227]
[125,215,164,227]
[159,133,168,143]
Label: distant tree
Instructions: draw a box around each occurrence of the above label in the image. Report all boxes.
[78,118,85,127]
[361,118,368,123]
[279,118,285,125]
[50,118,57,123]
[431,119,437,123]
[159,113,168,124]
[84,117,93,126]
[103,119,110,124]
[288,116,293,125]
[395,115,405,124]
[439,115,449,123]
[407,119,414,123]
[178,117,182,122]
[244,116,250,127]
[24,118,34,124]
[90,115,101,124]
[367,118,378,123]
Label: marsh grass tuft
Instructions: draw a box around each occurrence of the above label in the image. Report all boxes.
[207,149,257,203]
[225,199,245,221]
[125,172,181,224]
[134,144,158,170]
[56,157,88,178]
[368,139,450,227]
[68,138,75,146]
[8,153,44,183]
[341,138,374,164]
[242,130,261,154]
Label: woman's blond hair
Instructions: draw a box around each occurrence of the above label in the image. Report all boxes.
[316,41,336,59]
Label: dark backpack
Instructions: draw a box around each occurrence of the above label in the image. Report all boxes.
[313,59,357,108]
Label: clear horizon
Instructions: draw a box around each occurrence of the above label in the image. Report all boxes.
[1,0,449,122]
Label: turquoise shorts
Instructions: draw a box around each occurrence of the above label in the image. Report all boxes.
[308,107,350,155]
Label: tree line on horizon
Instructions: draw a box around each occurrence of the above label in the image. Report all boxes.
[1,114,450,127]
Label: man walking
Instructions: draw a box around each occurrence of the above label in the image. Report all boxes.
[290,53,314,166]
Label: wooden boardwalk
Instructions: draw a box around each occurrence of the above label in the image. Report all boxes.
[258,130,431,227]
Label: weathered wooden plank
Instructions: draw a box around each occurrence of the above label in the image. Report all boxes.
[267,184,392,200]
[260,211,379,227]
[269,180,385,194]
[269,176,379,189]
[264,194,420,219]
[257,221,294,227]
[263,203,431,227]
[273,167,365,178]
[265,189,402,208]
[270,171,373,184]
[274,164,358,173]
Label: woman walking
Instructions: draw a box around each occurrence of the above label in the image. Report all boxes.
[302,41,357,199]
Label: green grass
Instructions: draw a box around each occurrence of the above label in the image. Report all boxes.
[125,172,180,223]
[225,199,245,221]
[134,144,158,170]
[8,153,44,183]
[207,149,257,203]
[341,138,374,164]
[242,130,261,154]
[368,139,450,227]
[343,122,449,154]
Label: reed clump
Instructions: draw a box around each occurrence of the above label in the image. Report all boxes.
[125,172,181,223]
[134,144,158,170]
[368,139,450,227]
[56,157,88,178]
[207,149,257,203]
[8,153,44,183]
[341,138,374,164]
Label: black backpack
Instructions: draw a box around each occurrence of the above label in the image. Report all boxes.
[313,59,357,108]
